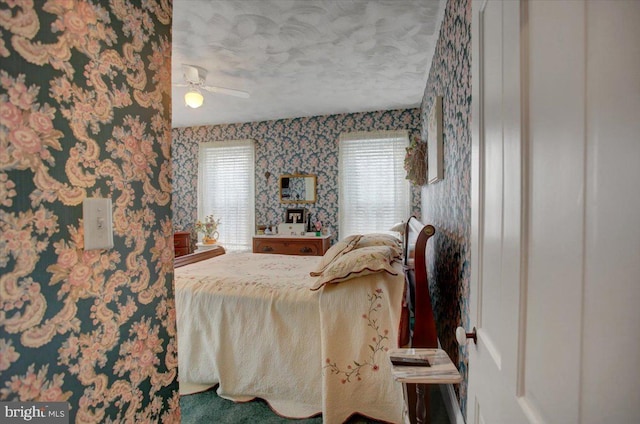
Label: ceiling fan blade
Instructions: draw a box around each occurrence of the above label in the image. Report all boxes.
[183,64,204,84]
[202,85,250,99]
[173,83,189,87]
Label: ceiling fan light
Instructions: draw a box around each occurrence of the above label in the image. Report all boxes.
[184,89,204,108]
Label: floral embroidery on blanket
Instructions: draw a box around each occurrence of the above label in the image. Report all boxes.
[324,289,389,383]
[176,253,318,293]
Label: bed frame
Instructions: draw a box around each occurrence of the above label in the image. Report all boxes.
[403,216,438,424]
[403,216,438,348]
[174,217,437,422]
[174,245,225,268]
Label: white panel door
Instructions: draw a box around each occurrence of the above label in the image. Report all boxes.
[468,1,529,422]
[580,1,640,422]
[468,1,640,423]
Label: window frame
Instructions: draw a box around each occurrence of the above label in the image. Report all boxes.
[198,139,255,252]
[338,130,411,239]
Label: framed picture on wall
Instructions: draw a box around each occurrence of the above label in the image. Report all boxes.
[285,208,306,224]
[428,96,444,184]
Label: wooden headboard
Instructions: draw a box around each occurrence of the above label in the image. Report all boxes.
[403,216,437,349]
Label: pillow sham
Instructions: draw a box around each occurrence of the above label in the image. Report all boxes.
[356,232,402,247]
[309,234,362,276]
[310,245,400,291]
[355,232,403,256]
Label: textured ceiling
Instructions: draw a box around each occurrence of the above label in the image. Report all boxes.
[172,0,446,128]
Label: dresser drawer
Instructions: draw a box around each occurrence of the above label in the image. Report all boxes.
[174,232,190,247]
[253,236,330,256]
[174,231,191,257]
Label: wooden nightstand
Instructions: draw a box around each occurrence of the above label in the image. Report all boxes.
[174,231,191,257]
[388,348,462,384]
[388,348,461,424]
[252,234,331,256]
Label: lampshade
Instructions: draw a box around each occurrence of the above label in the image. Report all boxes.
[184,89,204,108]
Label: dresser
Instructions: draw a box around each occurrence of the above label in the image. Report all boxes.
[173,231,191,257]
[252,234,331,256]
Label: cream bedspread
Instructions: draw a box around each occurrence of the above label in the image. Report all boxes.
[175,252,405,424]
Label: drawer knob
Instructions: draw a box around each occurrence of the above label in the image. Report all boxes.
[300,246,312,253]
[262,246,274,252]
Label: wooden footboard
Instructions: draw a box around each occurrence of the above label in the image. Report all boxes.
[174,245,225,268]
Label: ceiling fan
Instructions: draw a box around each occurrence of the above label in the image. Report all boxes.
[174,64,250,108]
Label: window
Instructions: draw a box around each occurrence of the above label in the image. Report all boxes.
[338,131,410,238]
[198,140,255,251]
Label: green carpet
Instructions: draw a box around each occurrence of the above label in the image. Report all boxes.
[180,385,449,423]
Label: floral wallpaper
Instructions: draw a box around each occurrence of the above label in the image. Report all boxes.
[172,108,422,245]
[420,0,471,415]
[0,1,179,422]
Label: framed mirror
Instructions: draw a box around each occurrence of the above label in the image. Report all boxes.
[279,174,316,204]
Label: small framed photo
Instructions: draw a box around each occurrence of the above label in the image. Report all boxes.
[285,208,306,224]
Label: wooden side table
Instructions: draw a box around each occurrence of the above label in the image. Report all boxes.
[174,231,192,257]
[388,348,462,424]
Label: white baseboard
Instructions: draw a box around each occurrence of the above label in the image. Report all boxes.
[440,383,465,424]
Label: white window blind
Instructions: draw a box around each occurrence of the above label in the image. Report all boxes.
[198,140,255,251]
[338,131,410,238]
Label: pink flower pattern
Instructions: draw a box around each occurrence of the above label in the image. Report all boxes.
[324,289,390,383]
[1,1,178,422]
[419,0,472,412]
[171,109,423,249]
[1,0,472,420]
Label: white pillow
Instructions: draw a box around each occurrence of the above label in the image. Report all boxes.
[310,245,400,291]
[309,234,362,276]
[355,232,402,257]
[389,222,406,234]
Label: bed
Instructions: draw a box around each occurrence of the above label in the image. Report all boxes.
[174,217,436,424]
